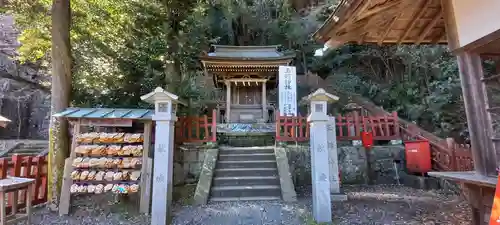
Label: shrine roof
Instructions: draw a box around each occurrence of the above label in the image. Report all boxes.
[200,45,296,62]
[314,0,448,47]
[53,108,154,120]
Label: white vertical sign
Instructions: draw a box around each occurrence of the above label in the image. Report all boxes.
[279,66,297,116]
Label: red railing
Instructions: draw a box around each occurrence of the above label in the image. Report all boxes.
[336,111,400,140]
[175,109,217,143]
[0,154,48,213]
[400,122,474,171]
[275,111,400,142]
[275,112,309,142]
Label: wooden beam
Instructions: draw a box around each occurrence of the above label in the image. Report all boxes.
[356,0,401,21]
[226,78,268,83]
[335,0,371,34]
[440,0,459,50]
[378,13,401,45]
[397,0,430,44]
[431,28,446,44]
[416,10,443,44]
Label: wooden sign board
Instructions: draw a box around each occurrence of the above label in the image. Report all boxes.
[489,174,500,224]
[80,118,133,127]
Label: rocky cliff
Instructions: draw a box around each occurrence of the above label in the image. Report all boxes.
[0,14,50,139]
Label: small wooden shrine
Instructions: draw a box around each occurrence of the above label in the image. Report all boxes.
[52,108,154,215]
[200,45,295,123]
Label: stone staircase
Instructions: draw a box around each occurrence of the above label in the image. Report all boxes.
[1,141,48,158]
[210,146,282,201]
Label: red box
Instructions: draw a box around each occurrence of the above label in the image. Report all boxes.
[361,131,373,149]
[404,140,431,174]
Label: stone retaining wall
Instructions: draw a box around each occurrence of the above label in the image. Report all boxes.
[173,144,207,186]
[285,145,405,187]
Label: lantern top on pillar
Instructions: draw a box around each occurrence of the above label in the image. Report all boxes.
[140,87,187,106]
[141,87,186,121]
[301,88,339,103]
[303,88,339,122]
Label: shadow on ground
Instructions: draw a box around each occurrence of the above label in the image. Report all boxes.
[19,185,471,225]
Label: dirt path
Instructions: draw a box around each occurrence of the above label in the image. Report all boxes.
[20,185,471,225]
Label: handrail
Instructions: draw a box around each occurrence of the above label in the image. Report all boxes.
[328,86,473,171]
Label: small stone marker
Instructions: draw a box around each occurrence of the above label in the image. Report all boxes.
[141,87,186,225]
[303,88,339,223]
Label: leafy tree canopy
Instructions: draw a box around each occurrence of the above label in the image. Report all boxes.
[6,0,481,141]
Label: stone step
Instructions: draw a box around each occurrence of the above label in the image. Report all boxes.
[219,146,274,155]
[210,196,281,202]
[219,153,275,161]
[225,135,275,147]
[216,160,277,169]
[22,144,48,149]
[7,152,39,157]
[210,185,281,198]
[212,176,280,186]
[215,168,278,177]
[14,148,44,153]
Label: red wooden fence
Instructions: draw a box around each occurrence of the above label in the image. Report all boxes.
[0,154,48,213]
[336,111,400,140]
[275,111,400,142]
[175,109,217,143]
[275,113,309,142]
[400,123,474,171]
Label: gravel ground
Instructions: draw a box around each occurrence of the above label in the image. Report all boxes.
[19,185,471,225]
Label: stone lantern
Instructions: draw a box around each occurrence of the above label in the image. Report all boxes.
[140,87,186,225]
[302,88,340,223]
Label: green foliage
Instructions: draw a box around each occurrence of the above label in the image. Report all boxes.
[8,0,328,110]
[9,0,471,141]
[313,44,468,141]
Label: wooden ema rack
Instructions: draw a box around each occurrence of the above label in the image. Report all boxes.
[59,119,153,215]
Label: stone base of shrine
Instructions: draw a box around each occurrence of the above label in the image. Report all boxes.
[216,123,275,133]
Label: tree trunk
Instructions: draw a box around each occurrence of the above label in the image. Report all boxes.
[48,0,72,211]
[164,7,182,93]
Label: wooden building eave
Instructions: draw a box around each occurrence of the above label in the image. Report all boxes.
[199,55,295,63]
[314,0,448,47]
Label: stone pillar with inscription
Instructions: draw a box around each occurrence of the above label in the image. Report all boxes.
[327,117,347,201]
[141,87,186,225]
[303,88,339,223]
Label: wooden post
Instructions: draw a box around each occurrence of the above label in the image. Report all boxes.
[392,112,400,138]
[0,190,4,225]
[353,111,360,138]
[456,52,496,176]
[211,109,217,142]
[262,81,267,122]
[140,121,153,214]
[59,120,80,215]
[446,138,457,171]
[26,184,32,224]
[203,115,208,141]
[275,110,280,142]
[225,81,231,123]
